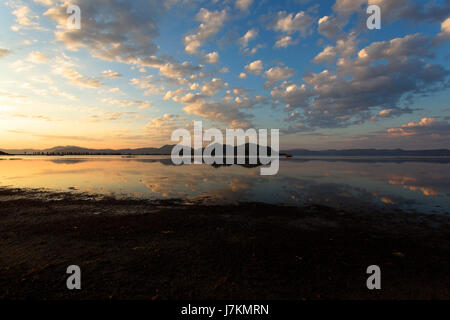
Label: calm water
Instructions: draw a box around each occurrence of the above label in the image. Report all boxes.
[0,155,449,214]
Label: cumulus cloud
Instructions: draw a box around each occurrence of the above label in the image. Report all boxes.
[435,17,450,43]
[321,0,450,39]
[184,8,227,54]
[183,98,254,128]
[388,118,450,137]
[244,60,263,75]
[273,33,449,131]
[274,36,297,48]
[44,0,171,63]
[317,15,344,39]
[272,11,314,35]
[130,75,165,95]
[204,51,219,64]
[201,78,227,96]
[239,28,258,47]
[235,0,253,12]
[158,61,202,84]
[101,70,123,79]
[313,46,336,63]
[264,66,295,88]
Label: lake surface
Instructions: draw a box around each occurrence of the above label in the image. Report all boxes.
[1,155,449,214]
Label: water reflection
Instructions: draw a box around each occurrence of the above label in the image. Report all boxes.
[0,155,449,214]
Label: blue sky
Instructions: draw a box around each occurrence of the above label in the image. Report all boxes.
[0,0,449,149]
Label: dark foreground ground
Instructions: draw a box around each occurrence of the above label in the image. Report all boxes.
[0,187,449,300]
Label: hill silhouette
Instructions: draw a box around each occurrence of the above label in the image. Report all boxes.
[1,145,450,157]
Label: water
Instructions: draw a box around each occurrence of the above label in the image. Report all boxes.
[0,155,449,214]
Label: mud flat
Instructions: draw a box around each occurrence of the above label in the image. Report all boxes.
[0,187,449,299]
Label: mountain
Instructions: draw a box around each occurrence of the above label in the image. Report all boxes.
[0,151,9,155]
[282,149,450,157]
[0,145,178,155]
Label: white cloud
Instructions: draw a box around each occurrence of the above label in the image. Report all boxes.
[10,4,42,31]
[274,36,297,48]
[204,51,219,64]
[273,11,314,35]
[264,66,295,88]
[103,98,152,109]
[235,0,253,12]
[130,75,165,95]
[27,51,48,64]
[239,29,258,47]
[435,17,450,42]
[52,57,102,88]
[201,78,227,96]
[244,60,263,75]
[184,8,227,54]
[313,46,336,63]
[101,70,123,79]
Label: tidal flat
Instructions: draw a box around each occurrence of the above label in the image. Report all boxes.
[1,187,449,299]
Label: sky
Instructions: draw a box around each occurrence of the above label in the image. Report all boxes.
[0,0,449,150]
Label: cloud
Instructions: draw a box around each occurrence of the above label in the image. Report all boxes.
[0,48,11,58]
[145,114,188,142]
[264,66,295,88]
[44,0,172,63]
[271,81,311,111]
[103,98,152,109]
[239,28,258,47]
[5,112,53,121]
[245,60,263,75]
[101,70,123,79]
[321,0,450,39]
[130,75,165,95]
[274,36,297,48]
[33,0,55,5]
[272,11,314,35]
[387,118,450,137]
[163,88,189,101]
[9,4,42,31]
[235,0,253,12]
[183,98,254,128]
[273,33,449,130]
[313,46,336,63]
[27,51,48,64]
[53,60,103,88]
[201,78,227,96]
[435,17,450,43]
[317,15,344,39]
[204,51,219,64]
[184,8,227,54]
[158,61,202,82]
[10,60,33,72]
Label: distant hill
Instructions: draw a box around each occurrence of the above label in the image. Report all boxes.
[1,145,450,157]
[0,145,177,155]
[282,149,450,157]
[0,151,9,155]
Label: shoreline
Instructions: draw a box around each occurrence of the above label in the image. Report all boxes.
[1,187,449,299]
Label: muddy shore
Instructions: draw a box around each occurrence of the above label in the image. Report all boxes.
[0,187,449,300]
